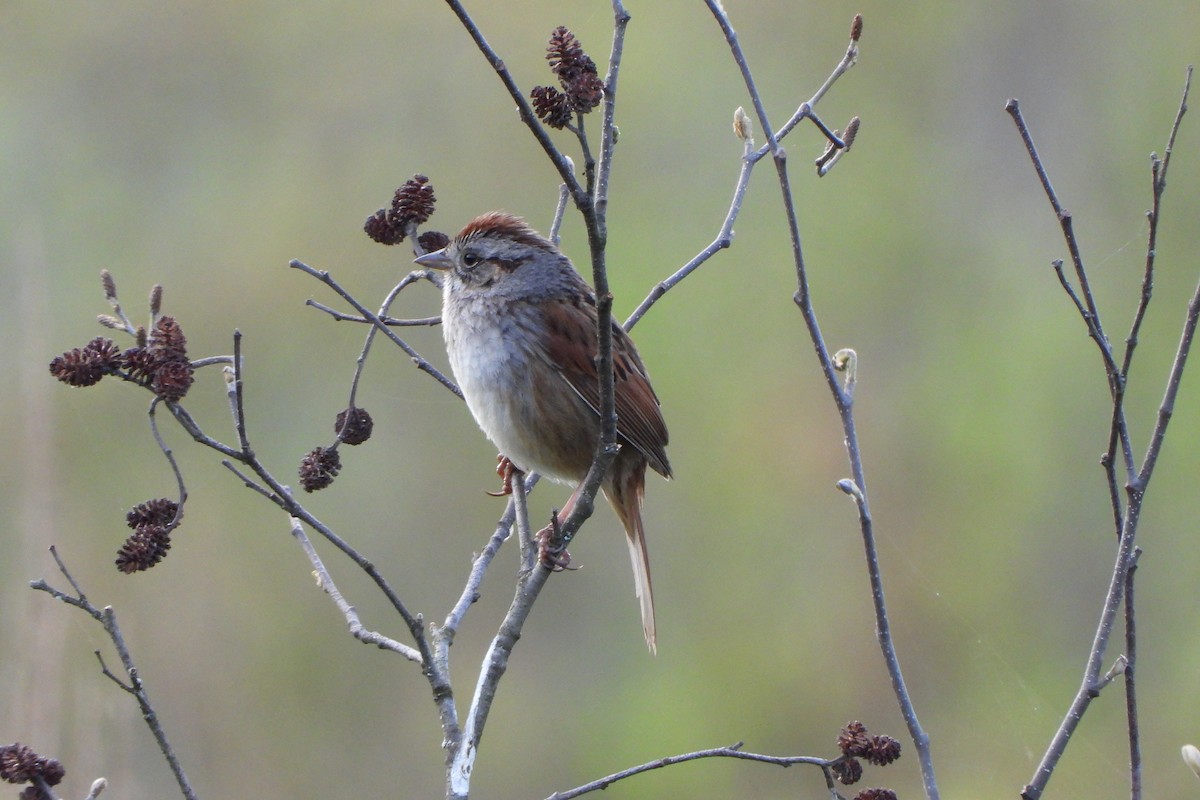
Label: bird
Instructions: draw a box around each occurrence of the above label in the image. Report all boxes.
[415,211,671,653]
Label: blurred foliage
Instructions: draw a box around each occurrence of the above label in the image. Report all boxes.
[3,1,1200,798]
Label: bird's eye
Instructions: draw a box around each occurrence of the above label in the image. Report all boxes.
[462,252,481,269]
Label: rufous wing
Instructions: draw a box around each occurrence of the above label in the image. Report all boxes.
[539,292,671,479]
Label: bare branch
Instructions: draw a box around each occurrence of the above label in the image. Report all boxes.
[592,2,629,222]
[287,513,422,663]
[220,459,275,500]
[1123,552,1143,800]
[625,130,752,331]
[440,0,585,208]
[433,475,538,767]
[545,742,831,800]
[549,4,630,554]
[549,176,572,244]
[306,298,441,327]
[437,503,514,645]
[1137,273,1200,489]
[167,401,246,461]
[1016,68,1194,800]
[147,397,188,529]
[1113,67,1191,800]
[627,18,860,332]
[1022,492,1142,799]
[31,553,198,800]
[94,650,133,693]
[704,5,937,799]
[450,563,553,799]
[1005,100,1122,389]
[202,329,440,679]
[342,269,437,414]
[291,259,462,398]
[48,544,89,603]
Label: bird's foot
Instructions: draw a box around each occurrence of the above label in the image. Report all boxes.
[536,512,573,571]
[486,455,517,497]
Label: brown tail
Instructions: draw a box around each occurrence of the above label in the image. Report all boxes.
[606,462,657,654]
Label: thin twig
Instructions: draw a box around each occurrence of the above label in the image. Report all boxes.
[440,0,585,209]
[627,25,857,331]
[509,468,536,573]
[48,544,88,601]
[549,177,572,245]
[202,326,468,762]
[147,397,188,530]
[99,606,196,796]
[1022,481,1142,799]
[432,471,539,767]
[306,298,442,327]
[344,270,431,415]
[291,259,462,398]
[704,5,938,800]
[231,331,251,454]
[189,355,235,369]
[287,513,422,662]
[1123,551,1142,800]
[1121,68,1194,387]
[591,2,629,223]
[438,504,514,646]
[221,459,275,500]
[215,328,439,672]
[95,650,133,692]
[1113,68,1191,800]
[544,742,830,800]
[1016,70,1195,800]
[1136,273,1200,489]
[625,134,752,331]
[166,402,246,460]
[574,113,596,197]
[1005,100,1123,391]
[31,554,198,800]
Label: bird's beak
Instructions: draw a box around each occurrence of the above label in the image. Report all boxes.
[414,249,453,271]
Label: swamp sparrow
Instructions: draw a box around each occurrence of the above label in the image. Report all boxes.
[416,212,671,653]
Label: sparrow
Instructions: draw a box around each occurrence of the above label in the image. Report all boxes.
[416,211,671,652]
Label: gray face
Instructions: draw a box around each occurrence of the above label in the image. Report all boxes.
[444,234,584,303]
[446,240,525,290]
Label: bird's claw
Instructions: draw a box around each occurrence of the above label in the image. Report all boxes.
[487,455,517,497]
[536,513,573,571]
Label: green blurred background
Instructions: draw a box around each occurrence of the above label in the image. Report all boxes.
[4,2,1199,798]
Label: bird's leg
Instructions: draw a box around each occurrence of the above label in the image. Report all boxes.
[536,484,581,571]
[487,454,517,497]
[536,512,572,571]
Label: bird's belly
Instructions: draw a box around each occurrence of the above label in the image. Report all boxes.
[448,325,591,484]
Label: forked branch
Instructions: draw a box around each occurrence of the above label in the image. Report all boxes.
[1010,66,1194,800]
[31,548,198,800]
